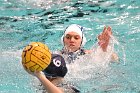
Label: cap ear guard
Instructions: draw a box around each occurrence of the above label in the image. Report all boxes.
[81,34,87,46]
[61,35,64,46]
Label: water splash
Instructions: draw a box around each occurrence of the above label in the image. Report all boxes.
[110,35,126,65]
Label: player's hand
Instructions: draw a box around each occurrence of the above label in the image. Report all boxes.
[98,26,112,52]
[23,65,41,76]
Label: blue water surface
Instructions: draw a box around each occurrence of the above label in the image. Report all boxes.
[0,0,140,93]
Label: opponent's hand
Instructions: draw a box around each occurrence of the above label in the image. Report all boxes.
[23,65,41,76]
[24,68,45,78]
[23,67,35,76]
[98,26,112,52]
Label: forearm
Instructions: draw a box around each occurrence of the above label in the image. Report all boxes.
[36,72,63,93]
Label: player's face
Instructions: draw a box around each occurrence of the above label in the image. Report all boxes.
[64,32,82,52]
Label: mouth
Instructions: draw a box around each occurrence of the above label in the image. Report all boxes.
[69,44,75,46]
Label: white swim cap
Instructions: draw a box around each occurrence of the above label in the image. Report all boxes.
[61,24,87,47]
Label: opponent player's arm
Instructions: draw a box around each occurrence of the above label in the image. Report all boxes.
[35,71,63,93]
[98,26,119,62]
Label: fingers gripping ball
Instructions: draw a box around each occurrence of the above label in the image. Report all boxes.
[22,42,52,72]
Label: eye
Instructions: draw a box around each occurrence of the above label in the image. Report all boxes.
[74,36,80,40]
[65,35,71,39]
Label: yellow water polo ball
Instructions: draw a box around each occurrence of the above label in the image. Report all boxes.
[22,42,52,72]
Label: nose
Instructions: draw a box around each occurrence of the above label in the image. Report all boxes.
[70,37,75,41]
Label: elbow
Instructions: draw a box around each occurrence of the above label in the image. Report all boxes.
[111,53,119,62]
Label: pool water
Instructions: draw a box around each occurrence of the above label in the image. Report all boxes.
[0,0,140,93]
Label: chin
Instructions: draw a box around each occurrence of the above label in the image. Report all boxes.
[69,47,79,52]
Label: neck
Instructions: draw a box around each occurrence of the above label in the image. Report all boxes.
[63,47,80,53]
[62,47,80,54]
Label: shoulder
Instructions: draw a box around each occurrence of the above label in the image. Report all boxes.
[84,50,93,54]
